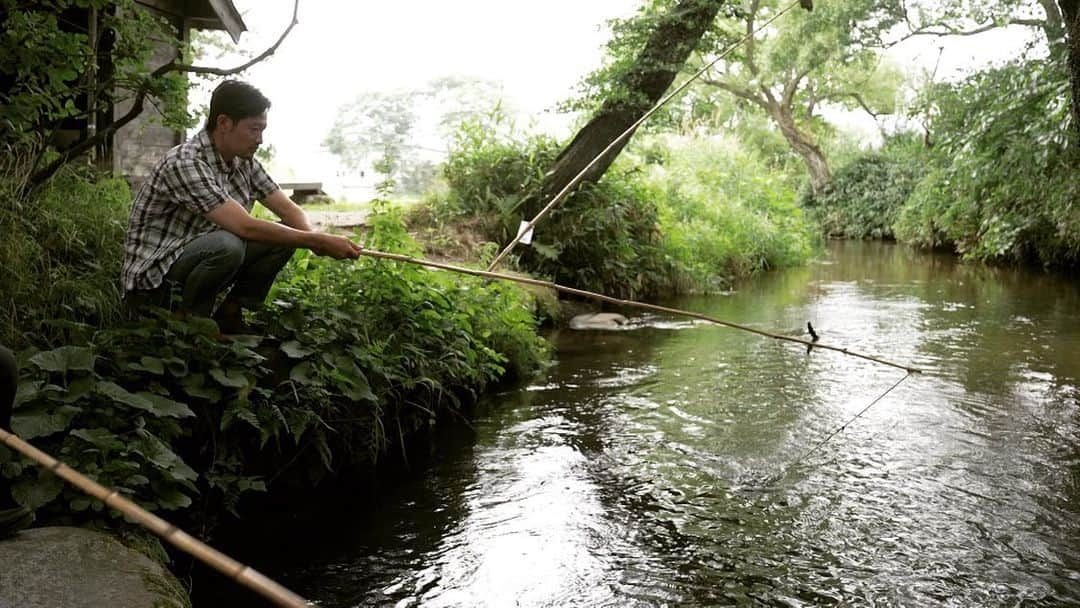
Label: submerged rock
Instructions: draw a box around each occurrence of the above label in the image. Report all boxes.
[569,312,630,330]
[0,526,189,608]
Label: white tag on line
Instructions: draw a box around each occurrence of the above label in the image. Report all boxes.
[516,220,534,245]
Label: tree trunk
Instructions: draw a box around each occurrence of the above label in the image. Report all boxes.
[772,104,832,195]
[1060,0,1080,141]
[538,0,726,201]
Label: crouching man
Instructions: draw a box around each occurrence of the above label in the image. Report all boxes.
[121,80,361,333]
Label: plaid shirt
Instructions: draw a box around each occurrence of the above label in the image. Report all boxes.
[121,129,279,292]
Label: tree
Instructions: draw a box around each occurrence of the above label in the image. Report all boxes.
[0,0,299,192]
[323,76,505,193]
[324,91,417,178]
[1060,0,1080,138]
[541,0,728,199]
[687,0,903,195]
[887,0,1078,140]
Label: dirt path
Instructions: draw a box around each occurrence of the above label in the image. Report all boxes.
[307,210,369,230]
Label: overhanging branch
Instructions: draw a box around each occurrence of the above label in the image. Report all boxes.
[28,0,300,189]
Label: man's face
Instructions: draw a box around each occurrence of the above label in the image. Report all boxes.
[218,113,267,159]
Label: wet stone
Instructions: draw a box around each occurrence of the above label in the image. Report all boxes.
[0,526,188,608]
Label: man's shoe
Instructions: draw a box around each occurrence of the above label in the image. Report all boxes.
[213,302,253,335]
[214,314,253,336]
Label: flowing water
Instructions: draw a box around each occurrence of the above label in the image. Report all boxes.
[203,241,1080,607]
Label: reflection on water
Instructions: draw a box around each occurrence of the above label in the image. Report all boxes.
[204,241,1080,607]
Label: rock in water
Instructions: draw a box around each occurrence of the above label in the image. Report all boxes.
[569,313,629,330]
[0,526,189,608]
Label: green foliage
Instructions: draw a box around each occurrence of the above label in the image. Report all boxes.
[801,137,929,239]
[894,57,1079,265]
[0,166,130,349]
[0,205,549,523]
[0,0,195,179]
[571,0,906,193]
[639,136,818,287]
[437,120,672,298]
[434,120,816,295]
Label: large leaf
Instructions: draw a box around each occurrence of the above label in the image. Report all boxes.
[12,471,64,510]
[135,431,198,482]
[71,427,124,452]
[289,361,316,385]
[210,367,250,389]
[11,404,82,439]
[29,346,95,374]
[97,382,195,418]
[281,340,314,359]
[181,373,221,401]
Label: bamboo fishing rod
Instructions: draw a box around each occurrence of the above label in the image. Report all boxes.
[486,0,806,272]
[361,248,923,375]
[0,426,310,608]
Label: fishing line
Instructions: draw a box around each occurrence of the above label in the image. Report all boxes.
[357,247,923,374]
[787,372,912,472]
[486,0,806,272]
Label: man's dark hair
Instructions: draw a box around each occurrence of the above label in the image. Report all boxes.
[205,80,271,131]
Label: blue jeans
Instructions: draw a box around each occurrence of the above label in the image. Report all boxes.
[160,230,295,317]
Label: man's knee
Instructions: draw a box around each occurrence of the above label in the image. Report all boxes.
[201,231,246,270]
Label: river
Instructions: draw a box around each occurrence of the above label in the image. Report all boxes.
[200,241,1080,607]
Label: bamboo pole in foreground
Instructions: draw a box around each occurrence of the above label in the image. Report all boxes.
[362,248,924,375]
[0,427,310,608]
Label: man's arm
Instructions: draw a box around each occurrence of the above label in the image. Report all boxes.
[260,189,312,231]
[206,199,361,259]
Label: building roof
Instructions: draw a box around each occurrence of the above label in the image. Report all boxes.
[202,0,246,43]
[135,1,247,43]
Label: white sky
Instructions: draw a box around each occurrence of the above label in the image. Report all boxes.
[193,1,1041,196]
[197,0,639,192]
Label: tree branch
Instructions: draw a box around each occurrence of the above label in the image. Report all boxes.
[29,0,300,188]
[887,17,1050,47]
[701,75,769,110]
[836,91,883,119]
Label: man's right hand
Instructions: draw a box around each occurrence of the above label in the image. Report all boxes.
[206,200,363,260]
[309,233,363,259]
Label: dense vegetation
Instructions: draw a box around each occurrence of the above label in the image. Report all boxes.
[0,166,130,349]
[3,0,1078,559]
[1,171,549,527]
[802,55,1078,267]
[425,121,818,298]
[799,138,928,241]
[894,57,1079,265]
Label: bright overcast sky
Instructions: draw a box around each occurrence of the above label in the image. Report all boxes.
[199,0,1038,193]
[201,0,639,187]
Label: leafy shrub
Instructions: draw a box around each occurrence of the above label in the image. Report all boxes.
[894,57,1079,265]
[800,137,928,240]
[0,166,130,348]
[1,205,549,524]
[438,121,671,299]
[639,136,818,288]
[435,124,817,297]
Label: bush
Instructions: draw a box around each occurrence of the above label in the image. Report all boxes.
[1,205,549,524]
[800,137,928,240]
[894,57,1079,266]
[435,125,817,297]
[438,121,671,299]
[0,166,130,349]
[640,136,818,288]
